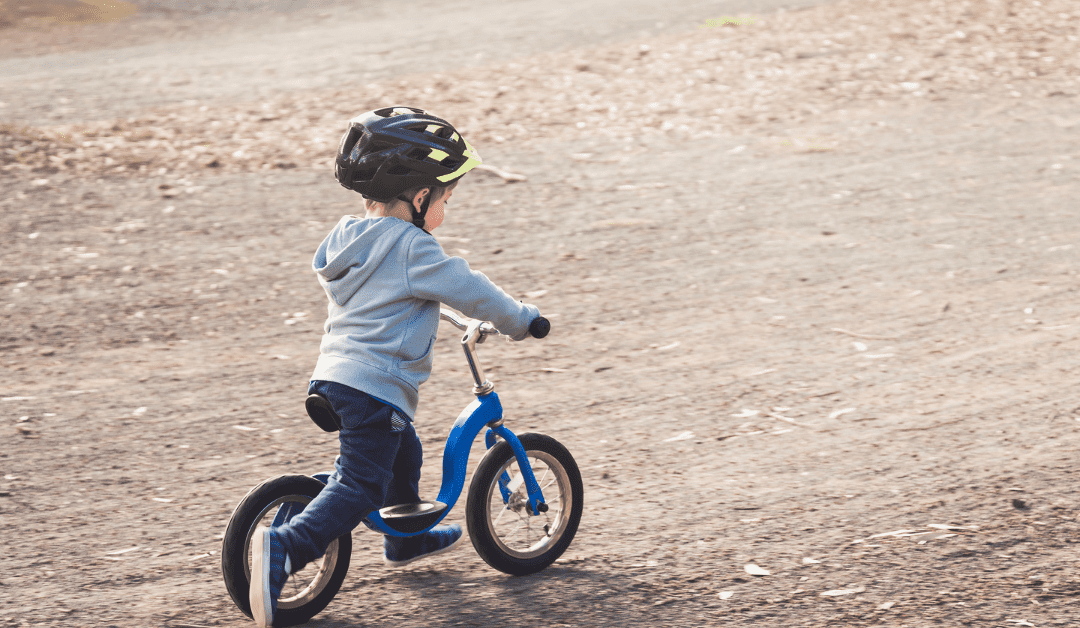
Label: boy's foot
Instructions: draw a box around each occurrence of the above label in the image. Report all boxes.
[250,526,292,628]
[383,524,464,567]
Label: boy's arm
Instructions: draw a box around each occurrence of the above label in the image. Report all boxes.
[405,234,540,341]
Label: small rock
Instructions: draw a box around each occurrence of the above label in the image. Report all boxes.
[820,586,865,596]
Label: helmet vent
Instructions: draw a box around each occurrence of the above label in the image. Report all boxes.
[386,164,412,176]
[341,128,362,157]
[355,166,379,182]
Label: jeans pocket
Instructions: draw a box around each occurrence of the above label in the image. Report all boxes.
[340,402,390,432]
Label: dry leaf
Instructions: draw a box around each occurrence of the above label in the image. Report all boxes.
[663,431,694,442]
[820,586,865,596]
[868,529,916,539]
[744,564,770,576]
[105,546,140,555]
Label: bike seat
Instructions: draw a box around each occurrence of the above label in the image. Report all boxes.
[305,394,342,433]
[378,501,449,534]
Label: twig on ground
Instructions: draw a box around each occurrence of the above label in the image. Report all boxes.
[898,416,969,431]
[474,164,527,182]
[764,412,817,429]
[831,328,900,340]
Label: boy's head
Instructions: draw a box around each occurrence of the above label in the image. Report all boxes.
[364,179,459,232]
[335,106,481,231]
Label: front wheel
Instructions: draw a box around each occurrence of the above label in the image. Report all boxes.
[466,433,583,576]
[221,475,351,626]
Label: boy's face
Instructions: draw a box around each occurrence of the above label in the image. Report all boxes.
[423,184,456,232]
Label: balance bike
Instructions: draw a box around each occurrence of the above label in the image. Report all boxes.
[220,310,583,626]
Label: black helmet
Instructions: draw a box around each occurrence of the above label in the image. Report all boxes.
[334,106,482,229]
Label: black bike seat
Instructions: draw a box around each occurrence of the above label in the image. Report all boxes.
[305,394,342,433]
[378,501,449,534]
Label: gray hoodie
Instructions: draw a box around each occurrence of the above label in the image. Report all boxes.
[310,215,540,420]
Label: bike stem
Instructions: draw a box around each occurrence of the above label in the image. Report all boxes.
[456,314,496,396]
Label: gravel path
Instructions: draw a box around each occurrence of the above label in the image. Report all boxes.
[0,0,830,126]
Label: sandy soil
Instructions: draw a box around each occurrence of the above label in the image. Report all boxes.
[2,0,1080,627]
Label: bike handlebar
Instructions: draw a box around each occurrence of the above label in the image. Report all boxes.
[528,317,550,339]
[439,309,550,339]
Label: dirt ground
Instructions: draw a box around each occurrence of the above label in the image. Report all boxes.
[3,0,1080,626]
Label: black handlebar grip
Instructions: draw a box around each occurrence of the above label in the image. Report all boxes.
[529,317,550,339]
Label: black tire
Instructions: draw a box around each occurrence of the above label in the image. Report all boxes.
[466,433,583,576]
[221,475,351,626]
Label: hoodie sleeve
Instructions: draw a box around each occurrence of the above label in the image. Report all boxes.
[405,233,540,341]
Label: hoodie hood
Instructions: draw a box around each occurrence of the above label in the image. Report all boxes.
[312,216,413,306]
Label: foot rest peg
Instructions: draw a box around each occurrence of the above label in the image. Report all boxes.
[378,501,448,534]
[305,394,342,433]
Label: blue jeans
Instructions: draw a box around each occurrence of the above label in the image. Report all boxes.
[275,380,423,570]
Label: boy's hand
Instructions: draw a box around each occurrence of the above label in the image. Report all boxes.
[502,316,550,342]
[528,317,550,339]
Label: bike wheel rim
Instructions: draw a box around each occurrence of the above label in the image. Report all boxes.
[243,495,340,610]
[484,450,572,560]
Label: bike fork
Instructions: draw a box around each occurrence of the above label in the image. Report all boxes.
[485,426,547,515]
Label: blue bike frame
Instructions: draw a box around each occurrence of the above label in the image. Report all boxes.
[315,391,546,538]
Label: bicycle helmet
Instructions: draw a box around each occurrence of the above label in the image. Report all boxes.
[335,106,483,229]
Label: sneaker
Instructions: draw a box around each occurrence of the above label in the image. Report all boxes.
[250,526,292,628]
[383,524,464,567]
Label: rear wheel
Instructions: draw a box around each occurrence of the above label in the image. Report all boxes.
[466,433,583,575]
[221,475,351,626]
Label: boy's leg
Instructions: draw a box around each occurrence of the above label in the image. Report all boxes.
[274,381,403,570]
[251,381,402,626]
[383,415,422,508]
[381,419,464,566]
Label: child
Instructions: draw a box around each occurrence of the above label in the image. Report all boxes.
[249,106,543,627]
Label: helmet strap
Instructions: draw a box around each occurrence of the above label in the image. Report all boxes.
[396,189,433,231]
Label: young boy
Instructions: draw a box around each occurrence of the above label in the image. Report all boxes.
[249,106,543,627]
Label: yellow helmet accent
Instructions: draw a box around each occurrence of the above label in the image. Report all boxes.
[436,138,482,182]
[428,148,450,163]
